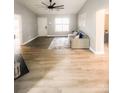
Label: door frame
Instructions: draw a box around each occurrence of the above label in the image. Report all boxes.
[14,14,22,45]
[38,17,48,36]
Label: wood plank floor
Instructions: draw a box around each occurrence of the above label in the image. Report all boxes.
[15,37,109,93]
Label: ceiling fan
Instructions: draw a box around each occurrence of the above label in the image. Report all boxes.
[41,0,64,10]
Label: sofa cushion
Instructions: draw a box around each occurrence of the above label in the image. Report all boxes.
[73,32,78,35]
[75,35,79,39]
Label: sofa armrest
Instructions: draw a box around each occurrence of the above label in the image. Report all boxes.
[71,38,90,48]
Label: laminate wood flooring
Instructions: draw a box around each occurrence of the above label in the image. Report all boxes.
[15,37,109,93]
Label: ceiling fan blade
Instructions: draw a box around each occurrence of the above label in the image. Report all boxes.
[41,2,49,7]
[54,5,64,8]
[54,7,64,9]
[52,3,56,6]
[50,0,52,5]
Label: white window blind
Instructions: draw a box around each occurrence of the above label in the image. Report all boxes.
[55,18,69,32]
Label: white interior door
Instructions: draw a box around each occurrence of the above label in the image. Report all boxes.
[38,17,48,36]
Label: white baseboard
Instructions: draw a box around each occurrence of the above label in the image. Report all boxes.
[89,47,96,54]
[90,47,104,54]
[47,35,68,37]
[38,35,48,37]
[22,35,39,45]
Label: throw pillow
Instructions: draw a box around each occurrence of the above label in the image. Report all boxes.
[79,32,84,38]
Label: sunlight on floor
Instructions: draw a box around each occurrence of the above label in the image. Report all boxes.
[48,37,70,49]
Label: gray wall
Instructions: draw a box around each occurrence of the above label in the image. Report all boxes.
[38,14,77,36]
[78,0,105,52]
[14,1,38,44]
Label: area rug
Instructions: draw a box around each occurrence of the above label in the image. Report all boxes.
[48,37,70,49]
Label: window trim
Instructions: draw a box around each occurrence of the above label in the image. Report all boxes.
[55,18,69,32]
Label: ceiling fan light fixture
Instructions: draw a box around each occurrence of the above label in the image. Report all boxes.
[41,0,64,10]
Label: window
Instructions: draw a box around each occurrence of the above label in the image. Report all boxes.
[55,18,69,32]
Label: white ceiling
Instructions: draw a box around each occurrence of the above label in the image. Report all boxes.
[16,0,87,15]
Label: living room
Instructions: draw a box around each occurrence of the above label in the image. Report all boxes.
[2,0,124,93]
[4,0,109,93]
[14,0,108,53]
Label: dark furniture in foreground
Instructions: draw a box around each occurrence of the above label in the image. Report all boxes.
[14,54,29,80]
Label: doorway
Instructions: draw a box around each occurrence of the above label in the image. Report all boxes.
[104,14,109,46]
[38,17,48,36]
[14,14,22,54]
